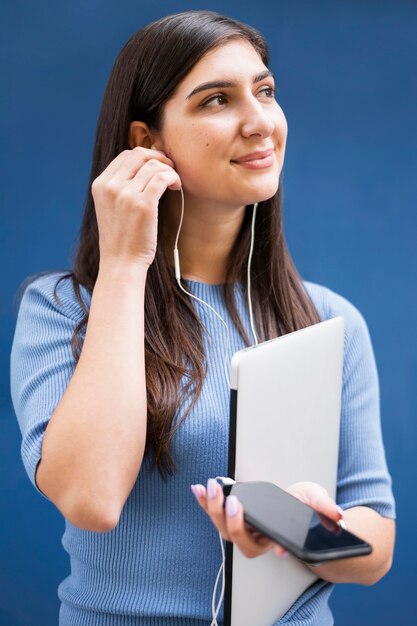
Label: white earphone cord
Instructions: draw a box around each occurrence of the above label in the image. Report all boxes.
[173,185,258,625]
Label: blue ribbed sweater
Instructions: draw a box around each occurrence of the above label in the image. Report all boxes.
[10,272,396,626]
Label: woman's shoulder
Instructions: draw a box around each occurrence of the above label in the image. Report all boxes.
[14,269,91,323]
[302,279,370,335]
[302,280,376,372]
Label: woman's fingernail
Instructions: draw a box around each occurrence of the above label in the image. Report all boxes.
[336,505,344,518]
[207,478,218,499]
[275,547,289,558]
[226,495,239,517]
[191,484,204,499]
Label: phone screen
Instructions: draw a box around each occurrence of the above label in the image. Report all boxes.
[304,510,362,551]
[224,481,371,561]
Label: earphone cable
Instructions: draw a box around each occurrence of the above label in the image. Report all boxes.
[210,532,226,626]
[247,202,259,346]
[174,187,231,386]
[172,185,258,624]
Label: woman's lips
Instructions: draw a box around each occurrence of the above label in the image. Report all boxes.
[231,150,274,170]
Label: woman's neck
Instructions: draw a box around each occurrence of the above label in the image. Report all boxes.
[160,192,246,284]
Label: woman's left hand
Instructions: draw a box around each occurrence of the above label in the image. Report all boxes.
[191,479,344,560]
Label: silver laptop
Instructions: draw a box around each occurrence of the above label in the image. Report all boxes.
[224,317,345,626]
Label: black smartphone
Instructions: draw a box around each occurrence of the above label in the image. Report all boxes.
[221,480,372,563]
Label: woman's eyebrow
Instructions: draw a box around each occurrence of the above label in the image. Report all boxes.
[186,69,274,99]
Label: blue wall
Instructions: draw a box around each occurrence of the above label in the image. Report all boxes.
[1,1,416,624]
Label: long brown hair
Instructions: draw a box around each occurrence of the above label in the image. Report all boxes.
[33,11,321,479]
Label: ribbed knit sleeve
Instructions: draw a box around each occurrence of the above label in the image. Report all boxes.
[304,281,396,519]
[10,272,90,501]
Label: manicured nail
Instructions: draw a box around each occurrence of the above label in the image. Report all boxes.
[191,484,204,499]
[226,495,239,517]
[336,505,344,518]
[275,546,289,558]
[207,478,218,499]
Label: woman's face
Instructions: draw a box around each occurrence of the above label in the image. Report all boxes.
[156,38,288,209]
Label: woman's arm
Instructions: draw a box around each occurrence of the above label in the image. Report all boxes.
[23,148,181,532]
[36,263,149,531]
[304,505,395,585]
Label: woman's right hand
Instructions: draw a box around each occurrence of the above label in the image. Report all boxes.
[91,146,182,270]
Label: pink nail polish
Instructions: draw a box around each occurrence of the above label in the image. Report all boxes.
[191,484,203,499]
[207,478,218,499]
[275,547,289,558]
[226,495,239,517]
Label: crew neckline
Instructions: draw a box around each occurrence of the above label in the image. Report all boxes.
[183,278,226,287]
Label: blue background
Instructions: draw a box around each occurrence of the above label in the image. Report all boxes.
[1,1,416,624]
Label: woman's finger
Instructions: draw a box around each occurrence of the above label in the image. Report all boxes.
[128,159,178,193]
[142,169,182,202]
[205,479,231,540]
[93,147,172,184]
[310,492,341,522]
[110,147,174,181]
[224,495,276,558]
[244,522,290,559]
[287,481,343,523]
[191,481,231,540]
[274,546,290,558]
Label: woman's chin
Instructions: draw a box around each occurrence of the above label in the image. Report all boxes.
[248,182,280,204]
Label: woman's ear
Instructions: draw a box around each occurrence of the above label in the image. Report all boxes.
[129,121,154,149]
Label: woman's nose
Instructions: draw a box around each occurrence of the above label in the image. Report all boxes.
[239,96,275,139]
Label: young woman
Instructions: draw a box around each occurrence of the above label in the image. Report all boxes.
[11,10,396,626]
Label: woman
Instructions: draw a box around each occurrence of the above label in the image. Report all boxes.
[10,10,396,626]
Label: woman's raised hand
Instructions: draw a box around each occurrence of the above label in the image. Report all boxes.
[191,479,344,560]
[91,146,181,270]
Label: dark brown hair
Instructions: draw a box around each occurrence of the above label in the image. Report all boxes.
[28,10,321,479]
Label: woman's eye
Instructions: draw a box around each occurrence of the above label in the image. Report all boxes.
[260,86,275,98]
[201,94,227,107]
[200,86,275,108]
